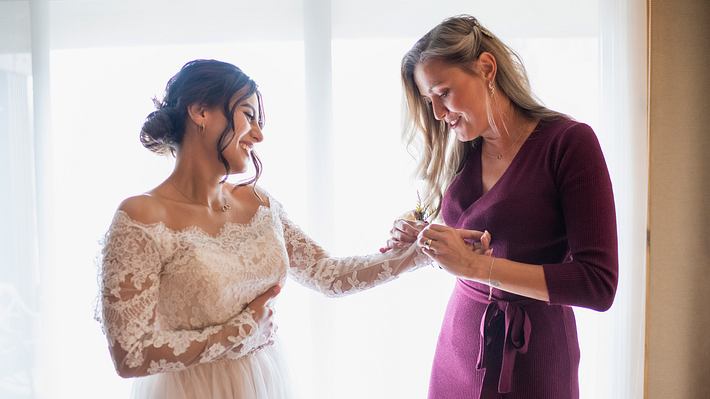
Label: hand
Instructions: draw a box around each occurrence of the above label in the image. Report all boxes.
[380,218,428,253]
[418,224,491,277]
[472,230,493,256]
[246,284,281,340]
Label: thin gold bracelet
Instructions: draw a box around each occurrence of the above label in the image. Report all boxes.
[487,255,496,301]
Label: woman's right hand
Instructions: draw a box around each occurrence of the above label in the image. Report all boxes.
[380,218,428,253]
[246,284,281,339]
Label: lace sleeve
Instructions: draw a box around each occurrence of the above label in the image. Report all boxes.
[99,212,269,378]
[275,204,431,297]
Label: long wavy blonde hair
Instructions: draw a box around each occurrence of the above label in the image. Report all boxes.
[401,15,565,220]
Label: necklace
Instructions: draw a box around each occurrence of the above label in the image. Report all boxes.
[169,180,232,212]
[481,128,529,161]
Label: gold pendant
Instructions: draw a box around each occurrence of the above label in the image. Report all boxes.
[221,203,232,212]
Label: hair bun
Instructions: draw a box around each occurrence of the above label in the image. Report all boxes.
[140,107,178,155]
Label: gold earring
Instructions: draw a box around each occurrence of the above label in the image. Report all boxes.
[488,81,495,96]
[199,123,205,133]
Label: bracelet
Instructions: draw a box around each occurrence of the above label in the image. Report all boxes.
[487,255,496,301]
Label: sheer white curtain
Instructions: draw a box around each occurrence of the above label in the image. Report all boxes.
[0,0,646,398]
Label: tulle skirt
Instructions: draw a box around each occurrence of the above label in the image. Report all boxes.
[130,343,291,399]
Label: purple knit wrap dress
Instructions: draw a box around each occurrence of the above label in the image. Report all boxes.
[428,118,618,399]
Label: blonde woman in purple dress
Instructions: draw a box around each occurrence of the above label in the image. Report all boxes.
[386,15,618,398]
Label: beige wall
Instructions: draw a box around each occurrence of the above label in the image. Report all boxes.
[646,0,710,398]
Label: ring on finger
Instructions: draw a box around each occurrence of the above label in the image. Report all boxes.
[424,238,433,251]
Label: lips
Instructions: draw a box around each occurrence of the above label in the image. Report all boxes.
[447,115,461,128]
[239,142,253,152]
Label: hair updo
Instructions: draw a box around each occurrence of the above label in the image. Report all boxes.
[140,59,265,183]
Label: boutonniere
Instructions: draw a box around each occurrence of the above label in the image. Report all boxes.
[413,191,430,222]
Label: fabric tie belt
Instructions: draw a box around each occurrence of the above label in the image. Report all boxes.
[456,280,535,395]
[475,300,532,393]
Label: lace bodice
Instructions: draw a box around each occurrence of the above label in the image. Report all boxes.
[98,194,430,377]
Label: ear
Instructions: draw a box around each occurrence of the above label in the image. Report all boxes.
[187,103,207,128]
[476,52,498,83]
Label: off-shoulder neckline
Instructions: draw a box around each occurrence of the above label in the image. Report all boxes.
[114,204,273,239]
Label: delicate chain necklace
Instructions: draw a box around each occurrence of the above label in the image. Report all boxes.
[168,180,232,213]
[481,129,528,161]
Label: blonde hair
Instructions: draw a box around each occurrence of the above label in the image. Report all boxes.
[401,15,565,219]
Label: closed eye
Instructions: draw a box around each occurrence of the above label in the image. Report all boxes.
[241,103,258,124]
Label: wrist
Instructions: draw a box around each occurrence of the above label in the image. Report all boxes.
[463,252,488,281]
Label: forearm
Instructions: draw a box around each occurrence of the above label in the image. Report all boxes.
[290,244,430,297]
[109,308,261,378]
[324,244,430,297]
[458,254,550,302]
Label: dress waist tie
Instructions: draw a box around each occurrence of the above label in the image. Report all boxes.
[457,279,534,395]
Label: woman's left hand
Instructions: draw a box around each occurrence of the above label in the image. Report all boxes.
[418,224,492,277]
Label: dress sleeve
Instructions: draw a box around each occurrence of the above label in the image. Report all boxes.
[274,203,431,297]
[99,212,270,378]
[542,123,619,311]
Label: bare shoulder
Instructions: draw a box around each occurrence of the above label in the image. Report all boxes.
[117,194,169,225]
[228,183,271,208]
[253,185,271,207]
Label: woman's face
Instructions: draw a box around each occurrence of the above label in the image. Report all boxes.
[205,92,263,174]
[413,58,490,142]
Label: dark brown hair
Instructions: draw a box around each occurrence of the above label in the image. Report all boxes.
[140,59,265,185]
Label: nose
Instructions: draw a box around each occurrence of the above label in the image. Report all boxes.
[431,99,447,121]
[250,123,264,143]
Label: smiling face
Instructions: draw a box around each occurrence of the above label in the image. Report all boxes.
[201,92,263,175]
[413,58,491,142]
[225,93,263,174]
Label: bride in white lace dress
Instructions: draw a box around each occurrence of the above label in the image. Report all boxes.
[97,59,430,399]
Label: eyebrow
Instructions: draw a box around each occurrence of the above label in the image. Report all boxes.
[426,82,444,94]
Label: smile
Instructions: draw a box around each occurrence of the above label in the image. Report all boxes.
[447,115,461,128]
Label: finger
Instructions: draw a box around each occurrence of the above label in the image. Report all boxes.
[386,238,407,249]
[419,227,449,243]
[395,219,424,235]
[267,284,282,298]
[418,236,440,254]
[385,242,396,251]
[254,284,282,306]
[391,228,417,243]
[265,287,281,305]
[393,222,421,242]
[480,230,491,250]
[425,223,451,232]
[421,246,438,258]
[457,229,485,241]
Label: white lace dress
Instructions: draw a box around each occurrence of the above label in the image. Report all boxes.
[98,194,428,399]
